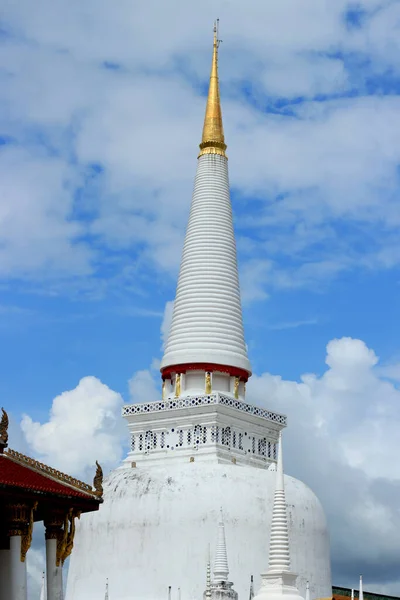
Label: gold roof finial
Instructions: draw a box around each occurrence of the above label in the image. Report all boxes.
[93,460,103,497]
[199,20,227,158]
[0,408,9,451]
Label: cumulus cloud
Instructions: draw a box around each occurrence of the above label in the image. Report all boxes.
[21,376,126,479]
[129,369,160,404]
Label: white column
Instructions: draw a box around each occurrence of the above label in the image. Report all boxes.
[9,536,27,600]
[46,538,63,600]
[0,547,11,600]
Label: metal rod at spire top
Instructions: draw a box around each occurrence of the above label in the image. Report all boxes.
[214,19,222,48]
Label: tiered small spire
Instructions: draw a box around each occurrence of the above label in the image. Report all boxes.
[205,545,212,599]
[253,432,304,600]
[213,509,229,583]
[104,578,109,600]
[203,510,238,600]
[359,576,363,600]
[268,434,291,572]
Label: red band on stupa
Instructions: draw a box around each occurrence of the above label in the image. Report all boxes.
[160,362,250,382]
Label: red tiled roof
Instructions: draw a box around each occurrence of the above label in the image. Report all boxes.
[0,454,98,501]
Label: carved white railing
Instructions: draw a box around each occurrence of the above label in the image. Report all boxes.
[122,393,287,426]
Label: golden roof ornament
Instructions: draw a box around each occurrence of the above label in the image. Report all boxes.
[199,20,227,158]
[93,461,103,497]
[0,407,9,449]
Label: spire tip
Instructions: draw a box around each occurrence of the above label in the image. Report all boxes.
[199,21,227,158]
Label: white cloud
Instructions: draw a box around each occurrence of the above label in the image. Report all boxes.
[21,376,126,479]
[1,0,400,294]
[129,368,160,404]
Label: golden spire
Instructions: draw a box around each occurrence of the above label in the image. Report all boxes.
[199,20,227,158]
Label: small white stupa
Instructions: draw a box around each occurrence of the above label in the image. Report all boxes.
[359,576,363,600]
[204,510,238,600]
[253,433,304,600]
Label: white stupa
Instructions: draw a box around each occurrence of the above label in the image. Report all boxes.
[66,23,332,600]
[204,510,238,600]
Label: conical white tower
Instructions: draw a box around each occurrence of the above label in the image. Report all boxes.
[253,432,304,600]
[160,19,251,401]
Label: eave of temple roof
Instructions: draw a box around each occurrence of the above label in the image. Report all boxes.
[0,449,102,504]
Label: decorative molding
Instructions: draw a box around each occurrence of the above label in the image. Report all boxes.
[61,511,80,565]
[44,508,66,541]
[129,423,278,462]
[122,393,287,426]
[56,512,70,567]
[6,502,30,537]
[5,448,96,496]
[21,502,37,562]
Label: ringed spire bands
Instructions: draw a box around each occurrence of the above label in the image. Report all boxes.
[199,20,227,158]
[160,22,251,379]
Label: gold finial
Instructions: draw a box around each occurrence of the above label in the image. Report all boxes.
[199,20,227,158]
[0,408,9,449]
[93,461,103,497]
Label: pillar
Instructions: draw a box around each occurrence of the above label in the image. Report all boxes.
[45,537,63,600]
[44,510,67,600]
[6,503,33,600]
[9,536,27,600]
[0,537,11,600]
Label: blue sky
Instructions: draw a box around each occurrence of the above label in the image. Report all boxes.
[2,0,400,596]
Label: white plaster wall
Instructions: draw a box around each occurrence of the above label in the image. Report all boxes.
[66,464,331,600]
[212,374,229,392]
[185,371,205,392]
[161,153,251,375]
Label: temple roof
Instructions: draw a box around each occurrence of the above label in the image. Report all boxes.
[0,448,101,503]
